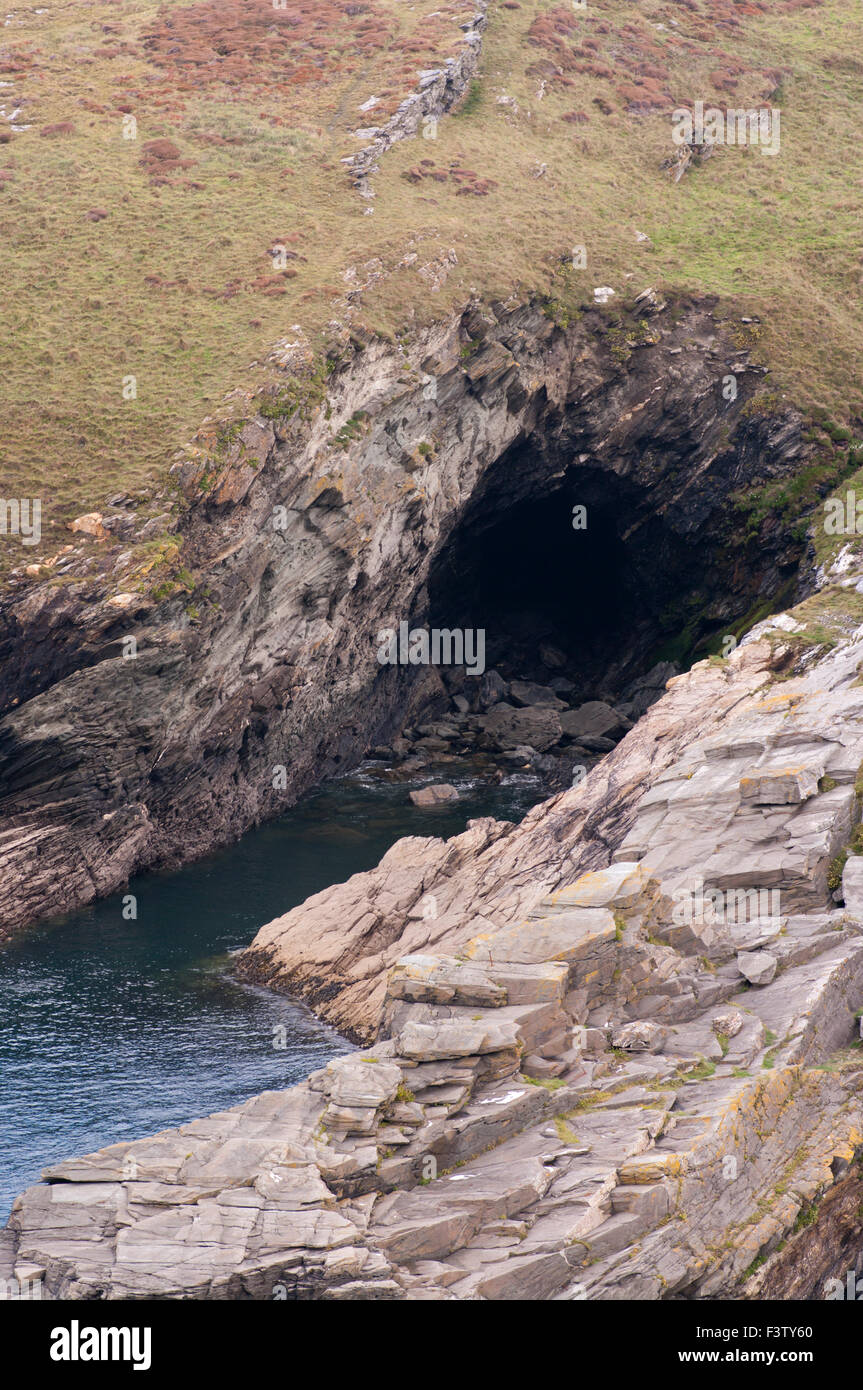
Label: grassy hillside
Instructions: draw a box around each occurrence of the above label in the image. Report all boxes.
[1,0,861,555]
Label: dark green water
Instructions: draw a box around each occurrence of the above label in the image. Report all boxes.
[0,763,543,1219]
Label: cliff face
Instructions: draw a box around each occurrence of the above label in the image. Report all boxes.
[7,604,863,1301]
[0,295,807,938]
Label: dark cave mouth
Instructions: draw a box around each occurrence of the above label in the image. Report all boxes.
[357,417,810,797]
[424,465,772,709]
[365,455,805,788]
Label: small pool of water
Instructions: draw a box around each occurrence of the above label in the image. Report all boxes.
[0,763,543,1219]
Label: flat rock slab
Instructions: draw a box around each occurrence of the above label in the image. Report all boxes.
[396,1018,520,1059]
[388,955,506,1007]
[478,705,562,752]
[509,680,567,711]
[464,908,616,966]
[534,862,652,914]
[739,766,822,805]
[323,1058,402,1109]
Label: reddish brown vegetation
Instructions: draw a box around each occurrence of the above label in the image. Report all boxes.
[522,0,816,119]
[402,158,498,196]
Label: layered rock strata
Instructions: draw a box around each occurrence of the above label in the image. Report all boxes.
[0,295,807,938]
[8,605,863,1300]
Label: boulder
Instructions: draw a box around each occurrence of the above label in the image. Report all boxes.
[409,784,459,807]
[711,1009,744,1039]
[322,1058,402,1109]
[576,734,616,752]
[841,855,863,916]
[479,670,508,707]
[68,512,108,540]
[560,701,631,741]
[509,680,567,711]
[736,951,777,986]
[500,745,537,764]
[478,704,562,752]
[610,1020,667,1053]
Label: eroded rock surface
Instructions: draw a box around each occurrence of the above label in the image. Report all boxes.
[0,294,808,939]
[8,613,863,1300]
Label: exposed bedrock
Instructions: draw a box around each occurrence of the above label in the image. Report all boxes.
[9,618,863,1300]
[0,295,809,935]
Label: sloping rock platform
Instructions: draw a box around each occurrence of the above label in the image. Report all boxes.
[7,614,863,1300]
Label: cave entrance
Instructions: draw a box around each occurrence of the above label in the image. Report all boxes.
[426,460,704,709]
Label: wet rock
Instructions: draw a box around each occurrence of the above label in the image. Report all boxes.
[409,784,459,807]
[499,745,537,765]
[417,722,459,740]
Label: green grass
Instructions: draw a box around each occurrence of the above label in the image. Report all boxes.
[520,1073,565,1091]
[1,0,861,573]
[681,1056,717,1082]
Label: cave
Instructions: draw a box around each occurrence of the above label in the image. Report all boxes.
[422,436,801,715]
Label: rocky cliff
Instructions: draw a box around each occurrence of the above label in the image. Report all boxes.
[4,0,863,1307]
[7,555,863,1299]
[0,293,808,939]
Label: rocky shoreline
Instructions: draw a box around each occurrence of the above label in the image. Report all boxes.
[4,0,863,1311]
[9,559,863,1298]
[368,658,678,806]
